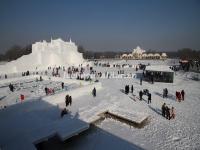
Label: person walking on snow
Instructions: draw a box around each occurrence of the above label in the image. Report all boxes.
[181,90,185,100]
[140,78,142,85]
[125,85,127,94]
[163,88,168,98]
[61,82,64,89]
[69,96,72,106]
[92,87,96,97]
[148,93,151,104]
[139,90,143,100]
[163,89,165,98]
[165,106,170,120]
[131,85,134,93]
[45,87,48,95]
[170,107,175,119]
[65,95,69,107]
[165,88,168,98]
[161,103,166,117]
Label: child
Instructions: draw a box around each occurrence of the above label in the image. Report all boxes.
[170,107,175,119]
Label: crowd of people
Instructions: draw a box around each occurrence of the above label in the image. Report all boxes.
[124,85,134,94]
[139,89,152,104]
[176,90,185,102]
[161,103,175,120]
[1,61,187,122]
[61,94,72,118]
[65,95,72,107]
[44,87,55,95]
[61,87,97,118]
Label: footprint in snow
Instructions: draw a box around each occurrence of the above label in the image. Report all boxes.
[172,136,181,142]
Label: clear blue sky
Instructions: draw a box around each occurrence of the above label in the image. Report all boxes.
[0,0,200,53]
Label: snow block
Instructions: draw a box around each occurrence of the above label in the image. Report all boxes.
[108,108,149,124]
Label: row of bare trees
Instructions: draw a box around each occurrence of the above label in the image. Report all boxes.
[0,45,199,62]
[0,45,32,61]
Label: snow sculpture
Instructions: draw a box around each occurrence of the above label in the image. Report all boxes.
[132,46,146,59]
[0,38,84,73]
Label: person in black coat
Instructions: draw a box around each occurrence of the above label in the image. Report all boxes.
[163,89,165,98]
[139,90,143,100]
[65,95,69,107]
[165,106,170,120]
[131,85,134,93]
[45,87,48,95]
[181,90,185,100]
[165,88,168,98]
[61,108,68,118]
[161,103,166,117]
[127,85,129,94]
[125,85,128,94]
[92,87,96,97]
[69,96,72,106]
[9,83,14,92]
[61,82,64,89]
[148,93,151,104]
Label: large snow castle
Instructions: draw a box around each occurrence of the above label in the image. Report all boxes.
[0,38,84,74]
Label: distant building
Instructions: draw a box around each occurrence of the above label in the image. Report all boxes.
[145,65,174,83]
[121,46,167,60]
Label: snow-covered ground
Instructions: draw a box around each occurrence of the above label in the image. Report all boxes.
[0,59,200,150]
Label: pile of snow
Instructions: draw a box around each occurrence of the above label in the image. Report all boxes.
[0,38,84,74]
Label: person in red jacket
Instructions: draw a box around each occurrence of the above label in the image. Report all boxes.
[20,94,25,101]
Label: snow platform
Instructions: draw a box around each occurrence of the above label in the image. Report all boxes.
[108,108,149,125]
[0,99,89,150]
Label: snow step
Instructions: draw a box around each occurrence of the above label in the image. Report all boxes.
[108,108,149,125]
[78,102,111,123]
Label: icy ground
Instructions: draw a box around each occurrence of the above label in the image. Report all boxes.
[0,76,80,108]
[0,59,200,150]
[50,70,200,150]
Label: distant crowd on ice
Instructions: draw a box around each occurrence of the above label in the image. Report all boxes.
[123,83,186,120]
[1,60,187,121]
[161,88,184,120]
[124,85,152,104]
[161,103,175,120]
